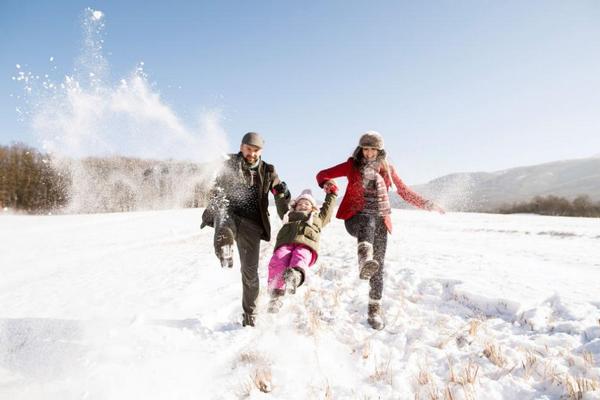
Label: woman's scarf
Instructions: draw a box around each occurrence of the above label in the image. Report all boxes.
[360,159,391,216]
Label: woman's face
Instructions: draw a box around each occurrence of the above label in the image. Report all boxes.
[362,147,378,161]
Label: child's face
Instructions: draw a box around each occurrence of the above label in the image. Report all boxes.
[294,199,312,212]
[362,147,378,161]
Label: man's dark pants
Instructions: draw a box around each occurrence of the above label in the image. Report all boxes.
[215,212,263,316]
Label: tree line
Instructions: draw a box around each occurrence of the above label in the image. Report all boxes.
[3,143,599,217]
[1,143,214,214]
[0,143,69,212]
[496,195,600,218]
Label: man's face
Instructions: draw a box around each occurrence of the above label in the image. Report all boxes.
[240,143,262,164]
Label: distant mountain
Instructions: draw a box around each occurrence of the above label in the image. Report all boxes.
[393,155,600,211]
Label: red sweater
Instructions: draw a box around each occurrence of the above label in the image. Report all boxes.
[316,158,431,233]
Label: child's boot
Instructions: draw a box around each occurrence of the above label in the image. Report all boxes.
[267,289,285,313]
[283,268,303,295]
[358,241,379,280]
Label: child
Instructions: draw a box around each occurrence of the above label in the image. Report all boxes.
[267,184,338,313]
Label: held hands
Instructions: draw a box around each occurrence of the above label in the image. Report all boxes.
[323,180,338,195]
[272,181,290,200]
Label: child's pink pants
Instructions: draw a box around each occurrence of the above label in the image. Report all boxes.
[268,243,317,291]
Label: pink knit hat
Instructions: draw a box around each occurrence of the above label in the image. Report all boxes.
[291,189,318,210]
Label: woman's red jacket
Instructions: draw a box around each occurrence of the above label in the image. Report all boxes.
[316,158,431,233]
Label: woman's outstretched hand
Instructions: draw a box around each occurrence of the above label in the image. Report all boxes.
[431,203,445,214]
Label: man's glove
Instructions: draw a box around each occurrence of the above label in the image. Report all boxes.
[272,181,290,200]
[201,208,215,229]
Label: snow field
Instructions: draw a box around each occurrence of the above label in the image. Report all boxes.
[1,208,599,399]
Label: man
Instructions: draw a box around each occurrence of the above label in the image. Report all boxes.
[201,132,290,327]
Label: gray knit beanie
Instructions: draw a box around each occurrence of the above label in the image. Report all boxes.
[241,132,264,148]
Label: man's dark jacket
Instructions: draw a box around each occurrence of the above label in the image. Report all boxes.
[201,152,289,241]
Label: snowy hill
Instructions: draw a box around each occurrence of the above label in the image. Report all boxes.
[399,155,600,211]
[1,208,599,399]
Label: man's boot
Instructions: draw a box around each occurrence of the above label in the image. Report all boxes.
[215,227,235,268]
[358,241,379,280]
[367,300,385,330]
[242,313,255,327]
[267,289,285,313]
[283,268,303,295]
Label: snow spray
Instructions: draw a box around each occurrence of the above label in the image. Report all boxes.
[13,8,228,213]
[423,173,478,212]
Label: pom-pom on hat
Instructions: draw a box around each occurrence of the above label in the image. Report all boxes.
[358,130,384,150]
[291,189,318,210]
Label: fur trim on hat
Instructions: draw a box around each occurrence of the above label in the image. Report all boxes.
[358,131,384,150]
[352,146,387,162]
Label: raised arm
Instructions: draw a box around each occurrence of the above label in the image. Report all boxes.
[316,159,351,187]
[269,166,291,219]
[390,165,435,211]
[318,192,338,227]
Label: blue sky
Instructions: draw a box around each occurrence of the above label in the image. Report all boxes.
[1,1,599,194]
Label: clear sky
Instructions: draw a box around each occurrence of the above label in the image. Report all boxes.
[1,1,599,195]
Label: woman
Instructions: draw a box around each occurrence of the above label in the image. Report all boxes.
[316,131,444,330]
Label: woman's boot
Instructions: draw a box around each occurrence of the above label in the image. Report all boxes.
[358,241,379,280]
[367,300,385,330]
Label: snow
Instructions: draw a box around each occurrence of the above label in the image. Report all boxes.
[14,7,227,166]
[91,10,103,21]
[1,209,599,399]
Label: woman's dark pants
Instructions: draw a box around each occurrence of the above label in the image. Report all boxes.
[344,213,388,300]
